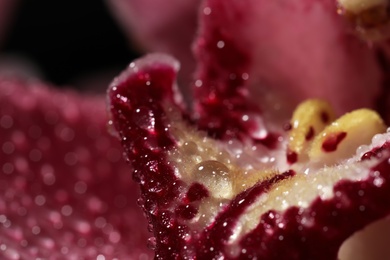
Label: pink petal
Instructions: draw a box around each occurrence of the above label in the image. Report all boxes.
[0,77,151,259]
[194,0,382,117]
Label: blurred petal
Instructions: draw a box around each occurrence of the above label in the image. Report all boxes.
[0,77,151,259]
[106,0,201,97]
[194,0,382,116]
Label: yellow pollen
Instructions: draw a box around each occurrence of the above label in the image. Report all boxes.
[338,0,387,14]
[288,100,387,166]
[309,108,386,165]
[337,0,390,41]
[287,99,336,162]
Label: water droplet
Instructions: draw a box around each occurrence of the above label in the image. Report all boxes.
[31,226,41,235]
[133,106,156,132]
[64,152,78,166]
[2,142,15,155]
[217,41,225,49]
[0,115,13,129]
[34,195,46,206]
[74,181,87,194]
[74,220,91,234]
[3,247,20,260]
[193,160,233,199]
[147,237,157,250]
[61,205,73,216]
[203,6,212,15]
[2,163,14,174]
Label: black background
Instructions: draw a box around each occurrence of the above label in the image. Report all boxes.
[2,0,140,89]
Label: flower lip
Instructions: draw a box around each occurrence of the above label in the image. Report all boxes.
[108,53,390,259]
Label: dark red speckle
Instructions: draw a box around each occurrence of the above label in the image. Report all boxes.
[175,204,198,220]
[186,182,209,202]
[361,141,390,161]
[305,126,314,141]
[255,133,280,149]
[193,0,281,146]
[109,61,190,259]
[321,111,330,124]
[322,132,347,152]
[283,122,292,131]
[287,150,298,164]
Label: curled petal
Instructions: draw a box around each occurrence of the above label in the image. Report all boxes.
[108,54,390,259]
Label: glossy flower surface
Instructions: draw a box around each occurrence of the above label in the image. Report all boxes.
[3,0,390,259]
[0,78,151,259]
[107,0,390,259]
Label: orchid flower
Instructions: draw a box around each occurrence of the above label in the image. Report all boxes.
[108,0,390,259]
[2,0,390,259]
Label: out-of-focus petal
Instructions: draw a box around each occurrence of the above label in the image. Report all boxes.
[0,77,151,259]
[194,0,382,117]
[106,0,201,98]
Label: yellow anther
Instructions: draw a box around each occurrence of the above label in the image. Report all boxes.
[338,0,387,14]
[337,0,390,41]
[287,99,336,163]
[308,109,386,165]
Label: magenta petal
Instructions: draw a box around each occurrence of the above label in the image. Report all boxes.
[0,78,151,259]
[194,0,382,116]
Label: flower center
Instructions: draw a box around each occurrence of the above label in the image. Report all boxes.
[337,0,390,40]
[161,97,390,250]
[287,99,386,167]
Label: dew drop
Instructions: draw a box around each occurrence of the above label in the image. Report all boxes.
[147,237,157,250]
[74,220,91,234]
[34,195,46,206]
[193,160,233,199]
[61,205,73,216]
[2,142,15,155]
[31,226,41,235]
[133,106,156,132]
[217,41,225,49]
[203,6,211,15]
[3,247,20,260]
[2,163,14,174]
[74,181,87,194]
[0,115,13,129]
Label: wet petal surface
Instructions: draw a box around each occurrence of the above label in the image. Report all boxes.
[0,78,151,259]
[108,54,390,259]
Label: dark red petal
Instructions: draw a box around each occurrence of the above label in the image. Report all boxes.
[194,0,382,120]
[108,54,190,259]
[236,158,390,259]
[0,78,151,259]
